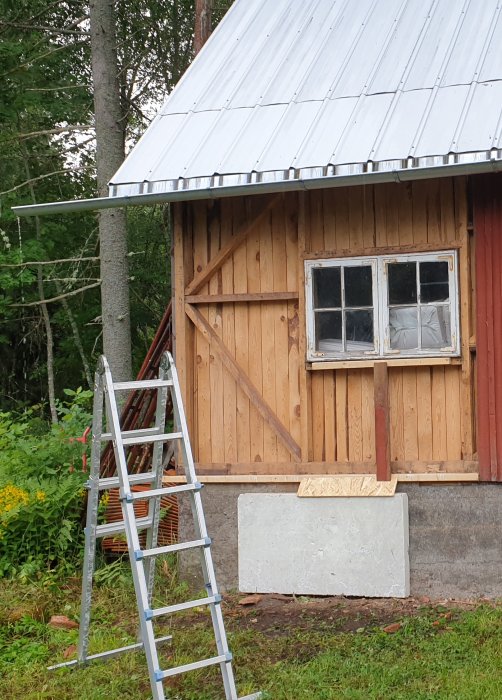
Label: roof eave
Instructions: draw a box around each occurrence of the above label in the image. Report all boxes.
[12,157,502,217]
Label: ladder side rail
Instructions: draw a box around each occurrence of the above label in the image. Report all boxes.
[144,358,171,602]
[102,359,166,700]
[77,368,105,663]
[196,491,239,700]
[165,352,239,700]
[166,352,199,486]
[165,352,220,586]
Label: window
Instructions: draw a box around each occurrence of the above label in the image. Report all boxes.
[305,251,459,361]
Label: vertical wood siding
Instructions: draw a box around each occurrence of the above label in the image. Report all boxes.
[473,174,502,481]
[178,177,474,473]
[307,180,469,464]
[188,195,301,465]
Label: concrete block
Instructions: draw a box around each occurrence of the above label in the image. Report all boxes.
[178,484,298,591]
[238,493,409,598]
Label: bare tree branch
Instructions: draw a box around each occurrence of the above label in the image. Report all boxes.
[55,280,93,389]
[21,147,58,423]
[64,15,89,31]
[11,281,101,307]
[26,85,90,92]
[121,94,149,125]
[11,1,86,28]
[0,256,99,268]
[0,20,90,36]
[45,277,100,283]
[1,40,87,78]
[0,166,88,195]
[1,125,94,144]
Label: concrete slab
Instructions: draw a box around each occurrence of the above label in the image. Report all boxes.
[238,493,409,598]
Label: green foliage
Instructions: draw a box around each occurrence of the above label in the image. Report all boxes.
[0,0,235,414]
[0,616,50,668]
[93,558,133,589]
[0,390,92,577]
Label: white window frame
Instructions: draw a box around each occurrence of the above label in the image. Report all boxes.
[305,250,460,362]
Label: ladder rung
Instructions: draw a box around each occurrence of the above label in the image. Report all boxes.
[128,482,202,501]
[156,653,231,681]
[138,537,210,559]
[48,635,172,670]
[148,594,220,620]
[112,379,173,390]
[122,431,182,446]
[101,427,160,441]
[94,473,156,491]
[95,515,152,538]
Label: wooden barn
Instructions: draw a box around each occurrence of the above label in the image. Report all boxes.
[17,0,502,597]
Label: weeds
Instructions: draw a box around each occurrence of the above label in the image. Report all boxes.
[0,389,91,577]
[1,572,502,700]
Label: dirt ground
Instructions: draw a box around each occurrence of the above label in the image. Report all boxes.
[209,592,487,636]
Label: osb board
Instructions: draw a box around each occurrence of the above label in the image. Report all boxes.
[297,475,398,497]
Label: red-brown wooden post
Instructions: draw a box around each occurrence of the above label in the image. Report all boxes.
[473,173,502,482]
[374,361,391,481]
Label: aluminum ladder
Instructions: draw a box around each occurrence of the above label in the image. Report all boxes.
[50,351,260,700]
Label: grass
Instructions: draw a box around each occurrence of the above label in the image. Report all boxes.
[1,567,502,699]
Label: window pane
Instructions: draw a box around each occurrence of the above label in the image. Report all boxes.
[421,305,451,348]
[389,307,418,350]
[345,310,374,351]
[313,267,341,308]
[420,261,449,302]
[344,266,373,307]
[316,310,342,352]
[388,262,417,305]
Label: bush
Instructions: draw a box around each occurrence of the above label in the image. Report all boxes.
[0,388,92,578]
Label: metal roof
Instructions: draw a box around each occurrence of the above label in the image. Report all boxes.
[108,0,502,199]
[11,0,502,218]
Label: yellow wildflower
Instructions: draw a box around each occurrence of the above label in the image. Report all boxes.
[100,492,110,507]
[35,490,46,502]
[0,484,30,513]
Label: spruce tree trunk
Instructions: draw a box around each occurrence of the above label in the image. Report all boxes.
[89,0,132,381]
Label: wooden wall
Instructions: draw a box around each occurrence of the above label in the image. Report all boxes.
[173,177,477,476]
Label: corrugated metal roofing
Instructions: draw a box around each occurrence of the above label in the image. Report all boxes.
[110,0,502,198]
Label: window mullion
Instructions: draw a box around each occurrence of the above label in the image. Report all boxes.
[416,261,422,352]
[373,259,380,356]
[341,266,346,352]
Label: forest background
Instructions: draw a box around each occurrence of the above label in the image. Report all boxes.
[0,0,230,578]
[0,0,230,416]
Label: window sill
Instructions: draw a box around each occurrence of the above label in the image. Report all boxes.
[308,357,462,370]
